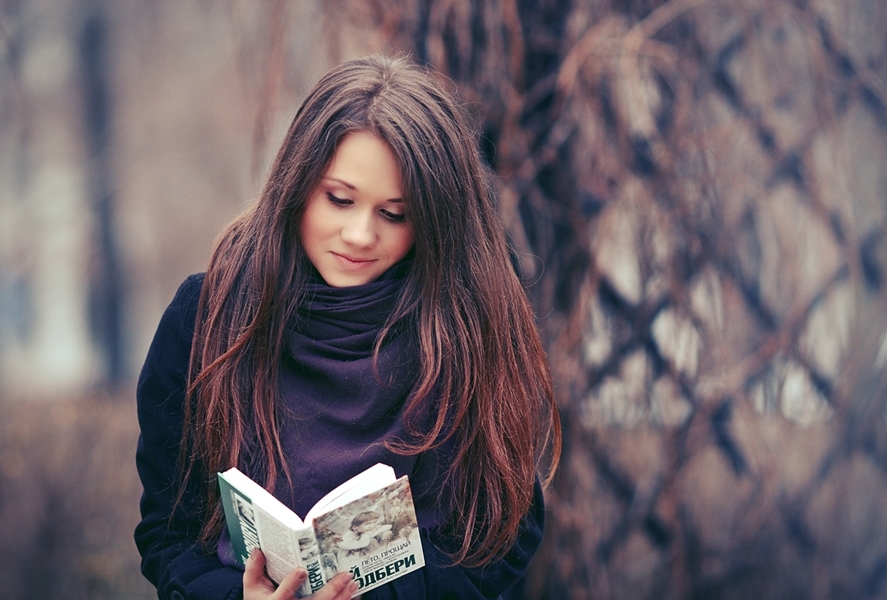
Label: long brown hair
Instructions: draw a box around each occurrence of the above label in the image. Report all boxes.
[181,53,561,567]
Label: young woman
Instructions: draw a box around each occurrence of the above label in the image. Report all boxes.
[135,53,560,600]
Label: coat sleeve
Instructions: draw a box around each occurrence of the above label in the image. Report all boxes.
[363,479,545,600]
[134,274,244,600]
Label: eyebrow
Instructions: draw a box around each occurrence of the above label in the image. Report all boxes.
[322,177,404,203]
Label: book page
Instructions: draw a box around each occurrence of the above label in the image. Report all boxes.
[218,469,319,595]
[220,468,305,527]
[312,476,425,596]
[253,508,303,584]
[306,463,395,522]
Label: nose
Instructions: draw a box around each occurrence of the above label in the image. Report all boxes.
[340,210,376,248]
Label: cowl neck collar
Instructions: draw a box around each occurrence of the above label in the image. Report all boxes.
[287,260,410,359]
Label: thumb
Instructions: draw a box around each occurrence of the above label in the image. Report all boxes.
[275,566,309,598]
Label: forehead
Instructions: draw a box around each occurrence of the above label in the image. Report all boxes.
[324,131,403,197]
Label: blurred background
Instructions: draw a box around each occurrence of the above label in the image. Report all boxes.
[1,0,887,598]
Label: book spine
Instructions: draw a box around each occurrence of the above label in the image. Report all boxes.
[217,473,257,567]
[293,526,326,595]
[218,471,315,593]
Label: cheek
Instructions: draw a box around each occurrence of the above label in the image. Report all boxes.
[393,227,415,257]
[300,200,330,241]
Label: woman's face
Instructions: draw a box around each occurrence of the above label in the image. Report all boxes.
[300,131,414,287]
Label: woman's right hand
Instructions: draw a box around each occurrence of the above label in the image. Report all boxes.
[243,549,360,600]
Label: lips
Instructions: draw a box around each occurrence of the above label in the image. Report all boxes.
[332,252,377,271]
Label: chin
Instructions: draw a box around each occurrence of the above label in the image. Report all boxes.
[320,272,378,288]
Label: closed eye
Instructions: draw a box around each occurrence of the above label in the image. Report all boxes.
[381,209,407,223]
[326,192,352,207]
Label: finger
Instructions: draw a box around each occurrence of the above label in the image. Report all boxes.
[314,572,359,600]
[338,579,360,599]
[243,549,269,589]
[338,581,360,600]
[274,567,308,599]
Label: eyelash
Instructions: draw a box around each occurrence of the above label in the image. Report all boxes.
[326,192,351,207]
[325,192,407,224]
[382,210,407,223]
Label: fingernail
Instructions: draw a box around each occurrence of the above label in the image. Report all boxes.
[347,580,359,593]
[296,568,308,580]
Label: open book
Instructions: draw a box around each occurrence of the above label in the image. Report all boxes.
[218,463,425,597]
